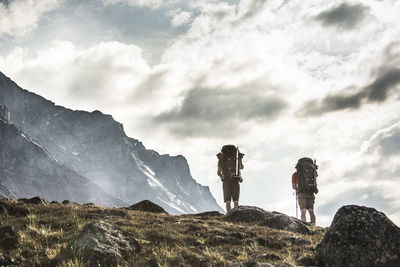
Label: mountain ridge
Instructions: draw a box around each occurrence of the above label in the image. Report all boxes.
[0,117,127,206]
[0,71,223,213]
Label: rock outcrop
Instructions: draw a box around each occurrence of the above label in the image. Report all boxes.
[18,196,48,205]
[66,220,140,266]
[225,206,312,235]
[316,205,400,266]
[126,200,167,213]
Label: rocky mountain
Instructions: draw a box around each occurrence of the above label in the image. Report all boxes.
[0,114,126,206]
[0,71,223,213]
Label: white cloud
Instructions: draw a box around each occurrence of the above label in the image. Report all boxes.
[0,0,63,37]
[102,0,183,9]
[168,9,192,27]
[0,40,151,112]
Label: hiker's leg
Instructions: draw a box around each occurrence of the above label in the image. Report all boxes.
[300,209,307,222]
[232,181,240,210]
[225,201,231,213]
[309,209,316,225]
[223,182,231,212]
[298,197,307,222]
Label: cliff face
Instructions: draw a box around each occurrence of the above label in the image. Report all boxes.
[0,118,126,206]
[0,105,10,123]
[0,71,222,213]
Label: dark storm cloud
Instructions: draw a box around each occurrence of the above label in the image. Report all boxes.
[315,3,371,30]
[299,68,400,116]
[154,87,287,137]
[300,42,400,116]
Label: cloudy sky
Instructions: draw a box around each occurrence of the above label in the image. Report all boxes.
[1,0,400,226]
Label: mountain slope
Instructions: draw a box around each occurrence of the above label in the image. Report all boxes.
[0,71,222,213]
[0,118,126,206]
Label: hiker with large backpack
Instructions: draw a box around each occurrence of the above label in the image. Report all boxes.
[217,145,244,213]
[292,157,319,225]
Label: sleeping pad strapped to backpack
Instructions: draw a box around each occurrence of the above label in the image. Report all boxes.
[296,157,318,194]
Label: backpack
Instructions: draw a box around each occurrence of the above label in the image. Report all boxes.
[296,157,318,194]
[217,145,244,182]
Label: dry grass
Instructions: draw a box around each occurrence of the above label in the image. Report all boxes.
[0,199,325,266]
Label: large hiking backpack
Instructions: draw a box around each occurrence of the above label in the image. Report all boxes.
[217,145,244,181]
[296,157,318,194]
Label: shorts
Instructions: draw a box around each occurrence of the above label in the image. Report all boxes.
[298,193,315,210]
[223,179,240,202]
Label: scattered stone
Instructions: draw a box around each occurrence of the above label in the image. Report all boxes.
[126,200,167,213]
[18,196,48,204]
[316,205,400,267]
[225,206,311,235]
[257,253,281,261]
[66,220,140,266]
[0,226,19,250]
[50,200,59,204]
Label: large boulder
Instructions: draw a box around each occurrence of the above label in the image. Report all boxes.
[66,220,140,266]
[225,206,312,235]
[316,205,400,266]
[126,200,167,213]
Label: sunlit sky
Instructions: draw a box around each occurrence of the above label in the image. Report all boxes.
[1,0,400,226]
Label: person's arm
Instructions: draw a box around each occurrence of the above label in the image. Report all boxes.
[217,153,223,177]
[292,172,298,190]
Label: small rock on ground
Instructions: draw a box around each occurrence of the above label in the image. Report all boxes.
[66,220,140,266]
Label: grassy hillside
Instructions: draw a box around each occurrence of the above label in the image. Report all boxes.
[0,198,325,266]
